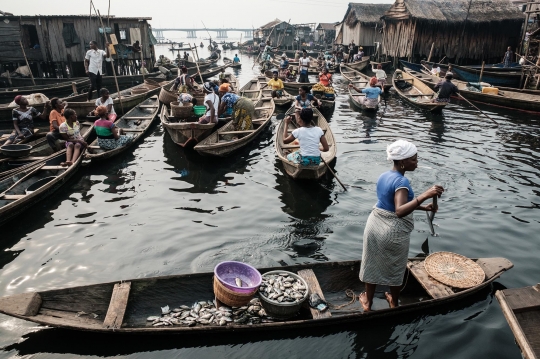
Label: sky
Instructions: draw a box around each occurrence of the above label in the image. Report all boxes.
[1,0,394,29]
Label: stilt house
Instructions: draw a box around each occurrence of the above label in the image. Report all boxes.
[381,0,524,63]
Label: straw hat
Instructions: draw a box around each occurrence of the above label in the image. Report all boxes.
[424,252,485,289]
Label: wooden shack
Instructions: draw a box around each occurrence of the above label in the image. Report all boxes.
[255,19,284,45]
[338,3,390,55]
[0,14,155,80]
[316,23,337,45]
[381,0,524,63]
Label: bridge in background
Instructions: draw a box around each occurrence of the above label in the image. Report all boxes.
[153,28,253,40]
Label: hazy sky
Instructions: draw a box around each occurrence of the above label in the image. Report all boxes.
[2,0,394,29]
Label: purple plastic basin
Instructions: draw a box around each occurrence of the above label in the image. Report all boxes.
[214,261,262,294]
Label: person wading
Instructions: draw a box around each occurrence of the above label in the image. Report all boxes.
[84,40,110,101]
[359,140,443,312]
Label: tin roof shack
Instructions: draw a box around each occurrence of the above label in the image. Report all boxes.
[257,19,295,48]
[338,3,389,54]
[255,19,283,44]
[316,23,337,45]
[381,0,524,63]
[0,14,155,83]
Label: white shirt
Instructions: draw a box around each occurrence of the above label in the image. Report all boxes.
[292,126,324,157]
[204,93,219,117]
[375,69,387,80]
[85,49,107,75]
[95,96,116,114]
[299,57,310,71]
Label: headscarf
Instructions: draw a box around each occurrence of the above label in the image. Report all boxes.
[387,140,417,161]
[219,83,229,93]
[203,82,213,93]
[14,95,23,105]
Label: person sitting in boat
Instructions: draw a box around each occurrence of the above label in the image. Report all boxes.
[287,66,298,81]
[294,50,301,61]
[267,70,284,98]
[46,97,66,152]
[280,54,289,70]
[295,86,322,120]
[357,46,364,59]
[349,77,383,108]
[318,68,332,87]
[233,54,240,63]
[282,108,329,166]
[94,105,133,151]
[59,108,87,167]
[219,91,254,131]
[183,52,189,61]
[4,95,50,145]
[503,46,513,68]
[219,79,234,93]
[433,73,459,103]
[375,64,387,87]
[93,88,116,121]
[198,82,220,125]
[210,50,219,60]
[173,66,200,93]
[446,65,453,76]
[359,140,443,312]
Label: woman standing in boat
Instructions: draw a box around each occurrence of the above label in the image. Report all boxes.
[5,95,50,145]
[359,140,444,312]
[59,108,87,166]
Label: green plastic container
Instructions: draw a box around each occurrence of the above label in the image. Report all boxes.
[193,106,206,116]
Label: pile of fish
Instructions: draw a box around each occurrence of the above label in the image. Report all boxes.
[147,298,272,327]
[259,272,307,303]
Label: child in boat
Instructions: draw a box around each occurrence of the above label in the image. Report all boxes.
[282,108,329,166]
[94,105,133,150]
[59,108,87,166]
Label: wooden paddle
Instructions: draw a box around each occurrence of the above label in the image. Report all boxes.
[457,93,499,127]
[426,195,437,236]
[321,156,347,191]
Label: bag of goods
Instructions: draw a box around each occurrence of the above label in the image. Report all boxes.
[9,93,49,107]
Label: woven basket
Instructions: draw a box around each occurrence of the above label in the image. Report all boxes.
[424,252,485,289]
[131,86,150,95]
[159,87,177,105]
[144,78,161,88]
[213,276,257,307]
[193,92,205,106]
[171,101,193,118]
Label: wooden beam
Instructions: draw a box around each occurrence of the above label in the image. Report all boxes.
[219,130,255,136]
[103,282,131,329]
[297,269,331,319]
[407,261,454,299]
[0,292,41,316]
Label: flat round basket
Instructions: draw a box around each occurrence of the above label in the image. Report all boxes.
[159,87,177,105]
[424,252,485,289]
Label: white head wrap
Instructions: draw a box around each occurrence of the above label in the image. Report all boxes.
[387,140,417,161]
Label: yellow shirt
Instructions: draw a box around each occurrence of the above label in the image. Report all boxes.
[267,78,284,91]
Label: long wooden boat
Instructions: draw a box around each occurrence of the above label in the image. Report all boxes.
[66,79,173,118]
[239,77,262,102]
[194,97,274,157]
[264,71,317,93]
[223,58,242,69]
[276,106,336,179]
[402,67,540,113]
[420,60,521,73]
[346,56,370,71]
[496,284,540,359]
[223,72,239,93]
[450,64,522,88]
[258,76,294,107]
[0,256,512,333]
[85,96,159,161]
[348,79,380,112]
[392,70,446,113]
[160,104,215,148]
[340,64,391,92]
[0,78,90,104]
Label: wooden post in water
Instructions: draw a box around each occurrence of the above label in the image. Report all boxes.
[427,42,435,63]
[192,44,204,85]
[19,40,36,86]
[478,61,485,83]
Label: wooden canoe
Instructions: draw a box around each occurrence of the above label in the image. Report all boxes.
[0,78,90,104]
[223,58,242,69]
[392,70,446,113]
[346,56,370,71]
[0,148,86,226]
[264,71,317,93]
[276,106,336,179]
[402,67,540,113]
[239,77,261,102]
[0,129,41,146]
[160,104,215,148]
[223,72,239,93]
[450,63,522,88]
[349,86,380,112]
[0,256,512,333]
[84,96,159,161]
[496,284,540,359]
[258,76,294,107]
[340,64,391,92]
[194,97,274,157]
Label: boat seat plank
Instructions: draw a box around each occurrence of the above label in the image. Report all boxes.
[407,261,454,299]
[103,282,131,329]
[502,287,540,313]
[41,166,66,170]
[120,128,144,132]
[242,90,261,93]
[88,146,101,150]
[255,107,272,110]
[297,269,331,319]
[404,94,433,97]
[123,117,153,120]
[218,130,255,136]
[138,105,159,108]
[2,194,26,200]
[0,292,41,316]
[476,258,514,279]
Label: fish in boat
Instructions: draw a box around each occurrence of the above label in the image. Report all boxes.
[275,106,336,180]
[0,256,512,333]
[392,70,446,113]
[194,97,274,157]
[84,96,159,161]
[160,103,216,148]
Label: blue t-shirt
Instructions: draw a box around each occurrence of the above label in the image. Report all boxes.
[280,59,289,69]
[375,170,414,212]
[296,94,314,108]
[362,86,383,99]
[233,56,240,63]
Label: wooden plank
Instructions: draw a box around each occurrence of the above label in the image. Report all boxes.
[3,195,26,200]
[103,282,131,329]
[218,130,256,136]
[0,292,41,316]
[120,129,144,133]
[297,269,331,319]
[124,117,153,120]
[407,261,454,299]
[502,287,540,313]
[138,105,159,108]
[41,166,66,170]
[476,258,514,279]
[255,107,273,110]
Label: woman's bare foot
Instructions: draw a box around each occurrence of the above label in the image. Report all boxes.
[385,292,397,308]
[65,161,73,167]
[359,292,371,312]
[60,162,67,167]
